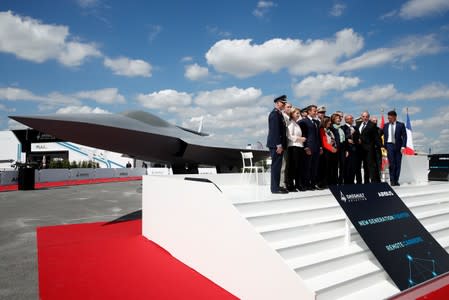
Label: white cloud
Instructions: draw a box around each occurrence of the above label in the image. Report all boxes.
[185,64,209,81]
[399,0,449,19]
[0,103,15,112]
[403,83,449,101]
[195,87,262,107]
[0,11,101,66]
[75,88,126,104]
[76,0,100,8]
[338,34,442,72]
[0,86,127,110]
[181,56,193,62]
[206,28,364,78]
[402,106,421,115]
[330,3,346,17]
[380,10,397,20]
[344,84,398,102]
[136,89,192,110]
[344,82,449,103]
[253,1,277,18]
[293,74,360,101]
[104,57,152,77]
[58,41,102,67]
[56,105,110,114]
[148,25,162,42]
[206,25,231,38]
[0,87,45,101]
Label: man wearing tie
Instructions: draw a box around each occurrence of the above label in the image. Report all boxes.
[299,105,323,190]
[383,110,407,186]
[267,95,288,194]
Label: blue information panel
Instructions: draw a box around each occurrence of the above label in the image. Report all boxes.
[329,183,449,291]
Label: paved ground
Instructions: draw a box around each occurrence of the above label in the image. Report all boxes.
[0,181,143,299]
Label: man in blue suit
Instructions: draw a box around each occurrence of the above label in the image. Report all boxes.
[267,95,288,193]
[383,110,407,186]
[299,105,322,190]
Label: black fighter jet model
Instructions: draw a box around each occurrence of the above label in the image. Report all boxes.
[9,111,268,173]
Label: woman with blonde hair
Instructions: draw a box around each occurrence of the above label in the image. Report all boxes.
[286,108,307,191]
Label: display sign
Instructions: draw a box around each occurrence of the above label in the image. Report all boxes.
[329,183,449,291]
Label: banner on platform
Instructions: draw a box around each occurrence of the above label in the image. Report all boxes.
[329,183,449,291]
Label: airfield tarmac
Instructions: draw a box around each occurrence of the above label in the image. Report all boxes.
[0,181,143,299]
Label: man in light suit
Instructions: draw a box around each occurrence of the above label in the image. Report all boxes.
[299,105,322,190]
[383,110,407,186]
[267,95,288,194]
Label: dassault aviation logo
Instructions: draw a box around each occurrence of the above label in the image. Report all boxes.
[340,191,367,203]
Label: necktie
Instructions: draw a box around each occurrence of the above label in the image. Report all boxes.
[360,122,366,133]
[390,123,395,144]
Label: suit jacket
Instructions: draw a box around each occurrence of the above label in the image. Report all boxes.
[383,122,407,150]
[356,121,380,151]
[299,117,321,153]
[266,108,287,149]
[341,124,359,152]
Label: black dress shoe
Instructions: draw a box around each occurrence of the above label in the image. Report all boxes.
[272,190,288,194]
[279,187,289,192]
[314,185,324,190]
[306,186,316,191]
[296,186,306,192]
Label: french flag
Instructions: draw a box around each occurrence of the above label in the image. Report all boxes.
[404,109,415,155]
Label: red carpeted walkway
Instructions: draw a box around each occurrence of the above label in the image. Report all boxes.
[0,176,142,192]
[37,219,238,300]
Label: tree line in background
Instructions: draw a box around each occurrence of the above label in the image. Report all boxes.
[46,160,100,169]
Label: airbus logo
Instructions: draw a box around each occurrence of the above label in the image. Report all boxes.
[378,191,394,197]
[340,191,367,203]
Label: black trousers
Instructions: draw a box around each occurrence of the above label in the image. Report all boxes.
[302,150,320,188]
[325,150,338,185]
[270,147,283,192]
[344,149,357,184]
[286,146,304,189]
[360,146,381,183]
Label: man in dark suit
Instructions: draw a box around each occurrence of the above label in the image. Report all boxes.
[267,95,288,194]
[356,111,381,183]
[341,114,359,184]
[383,110,407,186]
[299,105,322,190]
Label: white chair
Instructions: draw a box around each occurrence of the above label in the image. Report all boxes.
[240,152,264,184]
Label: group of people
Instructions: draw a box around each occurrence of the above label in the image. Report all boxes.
[267,95,407,194]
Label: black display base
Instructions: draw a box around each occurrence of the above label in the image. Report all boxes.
[428,154,449,182]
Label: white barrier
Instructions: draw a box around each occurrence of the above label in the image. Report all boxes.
[0,170,18,185]
[148,167,171,175]
[93,168,116,179]
[38,169,70,183]
[70,168,95,180]
[400,155,428,184]
[198,167,217,174]
[0,168,145,186]
[114,168,146,177]
[142,176,314,300]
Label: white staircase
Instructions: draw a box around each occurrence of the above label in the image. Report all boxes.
[228,182,449,300]
[143,174,449,300]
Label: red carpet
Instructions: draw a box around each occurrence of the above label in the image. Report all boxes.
[37,220,238,300]
[0,176,141,192]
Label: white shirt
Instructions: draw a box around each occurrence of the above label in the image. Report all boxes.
[282,111,291,127]
[387,122,396,143]
[287,121,304,147]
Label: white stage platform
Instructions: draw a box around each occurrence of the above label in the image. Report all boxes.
[142,173,449,300]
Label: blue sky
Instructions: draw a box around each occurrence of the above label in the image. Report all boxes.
[1,0,449,153]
